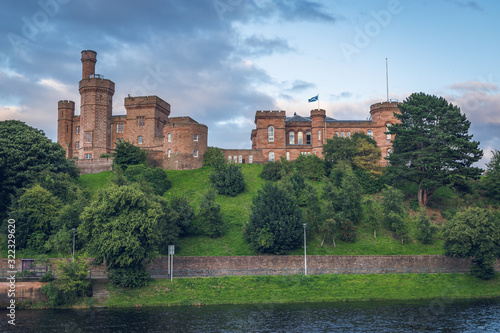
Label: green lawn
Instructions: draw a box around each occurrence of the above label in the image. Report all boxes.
[76,165,445,257]
[104,273,500,308]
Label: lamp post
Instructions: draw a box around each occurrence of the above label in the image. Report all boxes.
[72,228,76,261]
[303,223,307,275]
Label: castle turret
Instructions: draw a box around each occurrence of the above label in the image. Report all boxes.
[81,50,97,79]
[310,109,326,156]
[79,50,115,159]
[57,100,75,158]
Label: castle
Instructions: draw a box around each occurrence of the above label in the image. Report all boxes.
[57,51,399,170]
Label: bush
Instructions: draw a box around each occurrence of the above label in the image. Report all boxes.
[293,154,325,181]
[260,161,286,181]
[199,189,224,238]
[203,147,225,167]
[124,164,171,195]
[245,182,304,254]
[108,266,151,288]
[112,140,148,170]
[210,163,245,196]
[415,210,437,244]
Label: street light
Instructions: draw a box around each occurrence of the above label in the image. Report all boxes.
[72,228,76,261]
[303,223,307,275]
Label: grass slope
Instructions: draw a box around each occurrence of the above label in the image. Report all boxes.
[78,165,445,256]
[105,273,500,308]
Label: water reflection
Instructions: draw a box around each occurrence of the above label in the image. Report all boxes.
[1,299,499,332]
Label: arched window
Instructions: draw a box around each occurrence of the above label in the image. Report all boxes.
[168,149,171,158]
[268,126,274,142]
[386,123,392,140]
[238,155,242,163]
[335,131,339,137]
[269,151,275,162]
[367,130,373,137]
[341,132,345,138]
[387,148,392,156]
[167,133,172,142]
[306,131,311,144]
[297,131,303,144]
[289,132,295,145]
[138,136,143,144]
[346,131,351,138]
[228,156,232,162]
[318,129,321,141]
[249,155,253,164]
[234,155,237,162]
[286,151,290,161]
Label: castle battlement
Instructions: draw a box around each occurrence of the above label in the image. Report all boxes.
[58,100,75,108]
[125,95,170,111]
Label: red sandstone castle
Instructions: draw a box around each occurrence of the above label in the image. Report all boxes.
[58,51,398,170]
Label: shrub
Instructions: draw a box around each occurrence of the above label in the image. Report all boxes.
[293,154,325,181]
[415,210,437,244]
[260,161,286,181]
[199,189,224,238]
[203,147,225,167]
[210,163,245,196]
[124,164,171,195]
[112,140,147,170]
[108,266,151,288]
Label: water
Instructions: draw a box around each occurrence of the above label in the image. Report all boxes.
[1,299,499,332]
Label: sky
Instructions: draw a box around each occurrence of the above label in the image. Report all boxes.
[1,0,499,168]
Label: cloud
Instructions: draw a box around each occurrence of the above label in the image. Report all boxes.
[446,0,483,11]
[240,35,293,56]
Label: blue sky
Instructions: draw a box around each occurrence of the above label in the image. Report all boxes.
[1,0,499,167]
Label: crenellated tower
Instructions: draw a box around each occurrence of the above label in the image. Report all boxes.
[78,50,115,159]
[57,100,75,158]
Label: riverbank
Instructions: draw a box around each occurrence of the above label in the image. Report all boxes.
[103,273,500,308]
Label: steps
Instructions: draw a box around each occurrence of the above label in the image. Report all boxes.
[92,282,109,303]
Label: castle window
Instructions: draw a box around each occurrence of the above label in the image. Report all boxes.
[387,148,392,156]
[116,123,124,133]
[306,131,311,144]
[228,156,232,162]
[194,150,198,158]
[168,149,171,158]
[194,134,198,142]
[268,126,274,142]
[116,138,123,144]
[249,155,253,164]
[85,133,92,143]
[347,132,351,138]
[297,132,303,144]
[289,132,295,145]
[318,130,321,141]
[269,151,275,162]
[286,151,290,161]
[386,123,392,140]
[76,126,80,134]
[168,133,172,142]
[335,131,339,137]
[367,130,373,137]
[138,136,143,144]
[75,141,80,149]
[137,116,145,127]
[66,125,68,133]
[341,132,345,138]
[239,155,242,163]
[234,155,237,162]
[84,153,92,159]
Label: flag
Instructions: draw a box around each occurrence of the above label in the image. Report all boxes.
[308,95,318,103]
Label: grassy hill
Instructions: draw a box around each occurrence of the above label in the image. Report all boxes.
[78,164,448,256]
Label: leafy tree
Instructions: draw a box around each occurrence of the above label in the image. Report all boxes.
[198,189,224,238]
[7,185,61,251]
[443,207,500,280]
[293,154,326,181]
[41,257,91,306]
[415,209,437,244]
[78,185,164,270]
[210,163,245,196]
[260,161,287,181]
[203,146,225,167]
[322,136,357,168]
[387,93,483,206]
[124,164,171,195]
[169,195,195,236]
[318,218,340,247]
[362,197,381,238]
[351,132,382,177]
[111,140,148,170]
[0,120,77,218]
[482,150,500,202]
[245,182,304,254]
[381,187,409,244]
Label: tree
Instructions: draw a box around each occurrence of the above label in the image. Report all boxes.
[318,218,341,247]
[7,185,61,251]
[245,182,304,254]
[387,93,483,206]
[482,150,500,202]
[0,120,77,218]
[293,154,326,181]
[415,209,437,244]
[79,185,164,270]
[362,197,381,238]
[203,146,225,167]
[322,136,357,168]
[198,189,224,238]
[260,161,287,181]
[443,207,500,280]
[351,132,382,177]
[210,163,245,196]
[111,140,148,170]
[381,187,409,244]
[124,164,171,195]
[168,195,195,236]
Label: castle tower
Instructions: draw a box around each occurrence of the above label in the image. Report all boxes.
[254,110,286,162]
[57,100,75,158]
[310,109,326,157]
[369,101,400,164]
[78,50,115,159]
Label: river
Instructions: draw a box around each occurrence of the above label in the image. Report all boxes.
[1,298,499,332]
